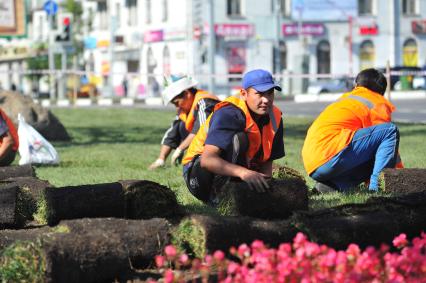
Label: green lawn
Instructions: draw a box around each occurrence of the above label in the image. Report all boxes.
[34,107,426,213]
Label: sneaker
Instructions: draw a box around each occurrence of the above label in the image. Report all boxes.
[314,182,338,193]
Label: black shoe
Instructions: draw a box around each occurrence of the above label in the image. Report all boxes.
[314,182,338,193]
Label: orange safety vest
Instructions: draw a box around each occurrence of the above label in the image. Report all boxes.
[178,90,219,132]
[302,86,403,175]
[0,109,19,151]
[182,96,282,166]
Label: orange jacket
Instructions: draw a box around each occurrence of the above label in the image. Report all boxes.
[302,86,399,175]
[0,109,19,151]
[182,96,282,166]
[178,90,219,132]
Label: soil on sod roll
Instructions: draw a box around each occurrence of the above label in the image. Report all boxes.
[272,164,306,184]
[382,168,426,194]
[60,217,172,269]
[217,178,308,219]
[44,182,126,225]
[0,218,171,283]
[0,164,35,180]
[120,180,182,219]
[0,183,20,228]
[172,215,298,258]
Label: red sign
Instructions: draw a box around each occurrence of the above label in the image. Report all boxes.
[215,24,254,38]
[412,20,426,34]
[359,25,378,35]
[144,30,164,43]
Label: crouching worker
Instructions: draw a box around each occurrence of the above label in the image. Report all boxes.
[182,69,285,204]
[302,68,403,193]
[148,75,220,170]
[0,109,19,166]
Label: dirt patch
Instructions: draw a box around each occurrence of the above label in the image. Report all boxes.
[382,168,426,194]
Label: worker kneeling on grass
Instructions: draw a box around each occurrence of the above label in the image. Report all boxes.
[148,75,220,170]
[0,108,18,166]
[182,69,285,205]
[302,68,403,193]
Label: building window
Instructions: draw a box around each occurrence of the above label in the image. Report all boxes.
[402,0,418,16]
[163,46,170,75]
[126,0,137,26]
[98,2,108,30]
[317,40,331,74]
[358,0,374,16]
[403,38,418,66]
[162,0,168,22]
[227,0,243,17]
[359,40,375,70]
[146,0,152,24]
[280,0,291,17]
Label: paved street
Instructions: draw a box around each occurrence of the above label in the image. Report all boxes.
[275,98,426,124]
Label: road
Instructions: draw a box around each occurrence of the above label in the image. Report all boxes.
[275,98,426,124]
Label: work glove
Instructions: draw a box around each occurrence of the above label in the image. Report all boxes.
[170,148,184,166]
[148,158,165,170]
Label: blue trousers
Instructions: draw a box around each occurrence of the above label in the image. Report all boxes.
[310,123,400,191]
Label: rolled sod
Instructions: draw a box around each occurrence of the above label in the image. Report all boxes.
[119,180,182,219]
[272,164,306,184]
[173,191,426,257]
[172,215,298,258]
[0,165,35,180]
[44,180,181,225]
[382,168,426,194]
[217,178,308,219]
[0,218,171,283]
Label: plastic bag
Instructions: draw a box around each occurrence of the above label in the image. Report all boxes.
[17,114,60,165]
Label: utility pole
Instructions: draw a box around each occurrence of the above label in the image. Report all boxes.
[207,0,215,94]
[48,4,55,100]
[108,0,116,96]
[274,0,282,75]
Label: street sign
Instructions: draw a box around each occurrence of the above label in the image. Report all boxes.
[43,0,58,16]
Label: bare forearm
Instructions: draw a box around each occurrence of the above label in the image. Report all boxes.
[158,145,172,160]
[200,154,246,179]
[177,133,195,151]
[0,136,13,162]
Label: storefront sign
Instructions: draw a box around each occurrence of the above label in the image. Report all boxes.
[164,28,186,41]
[412,20,426,34]
[144,30,164,43]
[215,24,254,38]
[282,23,325,36]
[97,39,110,48]
[359,25,378,35]
[291,0,357,21]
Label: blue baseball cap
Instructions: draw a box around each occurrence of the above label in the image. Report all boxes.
[242,69,282,92]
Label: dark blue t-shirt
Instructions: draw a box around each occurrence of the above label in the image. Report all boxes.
[205,104,285,161]
[0,116,9,137]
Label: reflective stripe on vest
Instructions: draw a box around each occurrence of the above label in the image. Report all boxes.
[339,94,374,109]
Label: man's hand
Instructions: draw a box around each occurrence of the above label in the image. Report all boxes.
[239,169,270,192]
[148,158,165,170]
[170,148,184,166]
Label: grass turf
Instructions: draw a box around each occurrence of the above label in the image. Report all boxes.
[32,107,426,214]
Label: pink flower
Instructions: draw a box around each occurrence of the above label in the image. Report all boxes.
[238,243,250,257]
[393,234,408,248]
[179,253,189,265]
[214,250,225,262]
[164,245,177,258]
[164,269,174,283]
[155,255,165,268]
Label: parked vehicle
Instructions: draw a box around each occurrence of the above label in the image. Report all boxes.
[378,66,421,90]
[307,77,353,94]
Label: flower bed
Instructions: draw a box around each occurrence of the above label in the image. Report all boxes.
[151,232,426,282]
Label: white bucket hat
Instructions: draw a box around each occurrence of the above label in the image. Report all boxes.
[162,75,198,105]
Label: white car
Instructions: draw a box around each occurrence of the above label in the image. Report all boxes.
[307,78,353,94]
